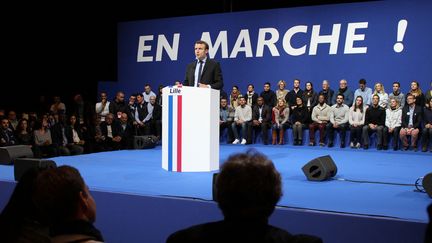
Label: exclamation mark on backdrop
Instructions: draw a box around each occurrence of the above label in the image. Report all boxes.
[393,19,408,53]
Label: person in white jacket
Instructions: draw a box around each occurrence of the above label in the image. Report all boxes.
[384,98,402,150]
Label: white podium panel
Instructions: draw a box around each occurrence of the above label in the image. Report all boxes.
[162,86,219,172]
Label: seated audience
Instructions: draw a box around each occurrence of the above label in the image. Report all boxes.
[248,97,271,145]
[14,118,34,146]
[33,119,58,158]
[349,96,366,148]
[250,97,272,145]
[384,98,402,151]
[231,97,252,145]
[400,93,423,151]
[327,94,349,148]
[421,98,432,152]
[309,94,330,146]
[362,95,386,150]
[244,84,258,107]
[100,113,123,151]
[318,80,334,106]
[220,98,235,144]
[272,98,290,145]
[291,97,309,145]
[0,118,17,146]
[166,150,322,243]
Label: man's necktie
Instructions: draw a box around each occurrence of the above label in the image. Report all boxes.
[197,60,203,87]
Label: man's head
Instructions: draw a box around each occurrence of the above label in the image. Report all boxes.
[318,94,326,104]
[372,94,380,106]
[33,166,96,225]
[359,79,366,90]
[336,94,344,105]
[1,118,9,130]
[220,98,228,108]
[392,82,401,93]
[149,95,156,105]
[129,94,137,105]
[115,91,125,103]
[215,150,282,221]
[293,79,300,89]
[194,40,209,61]
[339,79,347,89]
[144,84,152,94]
[120,113,128,124]
[100,92,108,102]
[257,97,264,106]
[239,96,246,106]
[322,80,330,90]
[263,82,271,92]
[406,93,416,106]
[7,111,17,121]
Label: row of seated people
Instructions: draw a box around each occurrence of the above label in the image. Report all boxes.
[225,79,431,112]
[0,111,161,158]
[220,93,432,152]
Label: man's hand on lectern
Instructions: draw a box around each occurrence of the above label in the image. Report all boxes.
[198,83,210,88]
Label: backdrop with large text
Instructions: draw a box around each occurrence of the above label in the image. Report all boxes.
[99,0,431,98]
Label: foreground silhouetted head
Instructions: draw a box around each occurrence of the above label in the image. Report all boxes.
[33,165,96,225]
[216,150,282,221]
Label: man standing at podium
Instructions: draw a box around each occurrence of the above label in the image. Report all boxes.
[184,40,224,90]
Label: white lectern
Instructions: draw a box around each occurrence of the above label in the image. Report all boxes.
[162,86,219,172]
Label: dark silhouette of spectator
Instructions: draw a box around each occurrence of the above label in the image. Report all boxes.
[0,167,51,243]
[426,203,432,243]
[33,165,104,242]
[166,150,322,243]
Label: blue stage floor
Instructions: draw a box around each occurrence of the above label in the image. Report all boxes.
[0,145,431,222]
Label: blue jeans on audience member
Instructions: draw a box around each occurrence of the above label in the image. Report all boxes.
[232,122,248,140]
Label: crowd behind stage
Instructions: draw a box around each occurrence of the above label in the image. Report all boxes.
[0,79,431,157]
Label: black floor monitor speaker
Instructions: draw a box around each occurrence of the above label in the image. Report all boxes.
[0,145,34,165]
[14,158,57,181]
[423,173,432,198]
[133,135,157,149]
[302,155,337,181]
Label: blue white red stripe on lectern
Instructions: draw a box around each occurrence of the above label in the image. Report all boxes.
[177,96,182,172]
[168,96,173,171]
[167,95,182,172]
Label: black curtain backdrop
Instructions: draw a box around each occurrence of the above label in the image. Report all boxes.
[2,0,370,113]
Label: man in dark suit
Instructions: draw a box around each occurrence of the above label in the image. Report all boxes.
[166,150,322,243]
[183,40,224,90]
[249,97,272,145]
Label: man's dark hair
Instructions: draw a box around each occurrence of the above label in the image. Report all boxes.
[195,40,209,50]
[216,150,282,221]
[337,94,345,100]
[393,81,400,87]
[33,165,86,224]
[359,78,366,84]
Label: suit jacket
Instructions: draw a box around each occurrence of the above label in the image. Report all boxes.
[252,105,272,123]
[184,59,223,90]
[401,105,422,128]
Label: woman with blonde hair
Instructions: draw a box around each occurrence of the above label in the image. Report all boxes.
[373,82,388,109]
[271,98,290,145]
[275,80,289,101]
